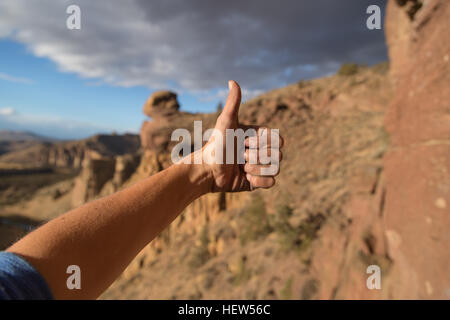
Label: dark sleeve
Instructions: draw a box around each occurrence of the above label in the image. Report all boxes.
[0,251,53,300]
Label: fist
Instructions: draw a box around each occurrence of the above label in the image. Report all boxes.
[201,80,284,193]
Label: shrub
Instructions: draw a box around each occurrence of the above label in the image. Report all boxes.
[279,276,294,300]
[238,193,272,245]
[272,204,326,254]
[271,204,298,251]
[300,278,319,300]
[216,101,223,115]
[297,80,310,89]
[337,63,359,76]
[188,226,210,269]
[231,256,252,286]
[372,61,389,74]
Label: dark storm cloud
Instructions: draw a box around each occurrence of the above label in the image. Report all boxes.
[134,0,387,89]
[0,0,387,96]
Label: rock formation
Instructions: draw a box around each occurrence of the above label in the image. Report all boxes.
[140,90,216,156]
[67,135,141,206]
[382,0,450,298]
[143,90,180,118]
[71,157,116,207]
[0,134,140,169]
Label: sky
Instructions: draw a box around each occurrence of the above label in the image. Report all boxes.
[0,0,387,139]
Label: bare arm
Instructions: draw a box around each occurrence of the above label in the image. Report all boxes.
[7,161,210,299]
[6,81,282,299]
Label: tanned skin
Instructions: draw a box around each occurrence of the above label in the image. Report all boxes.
[7,81,283,299]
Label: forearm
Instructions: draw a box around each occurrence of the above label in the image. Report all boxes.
[7,162,212,299]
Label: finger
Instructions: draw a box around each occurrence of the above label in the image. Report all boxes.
[246,174,275,189]
[244,148,282,164]
[244,163,280,177]
[244,128,284,149]
[220,80,241,121]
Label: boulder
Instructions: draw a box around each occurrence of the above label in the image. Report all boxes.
[143,90,180,118]
[71,157,116,207]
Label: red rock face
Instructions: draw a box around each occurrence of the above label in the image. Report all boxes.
[384,0,450,298]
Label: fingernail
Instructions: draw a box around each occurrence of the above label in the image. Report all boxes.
[228,80,233,90]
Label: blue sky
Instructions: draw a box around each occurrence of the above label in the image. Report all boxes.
[0,39,217,139]
[0,0,387,140]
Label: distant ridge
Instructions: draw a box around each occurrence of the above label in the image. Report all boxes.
[0,130,58,142]
[0,132,140,167]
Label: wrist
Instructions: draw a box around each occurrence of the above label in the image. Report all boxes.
[178,150,213,197]
[189,162,213,196]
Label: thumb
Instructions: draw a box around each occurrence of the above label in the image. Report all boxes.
[221,80,241,121]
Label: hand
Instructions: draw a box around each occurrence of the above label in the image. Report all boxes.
[201,80,283,193]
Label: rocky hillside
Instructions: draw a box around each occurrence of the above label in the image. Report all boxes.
[0,130,55,142]
[100,62,393,299]
[0,130,55,158]
[0,133,140,169]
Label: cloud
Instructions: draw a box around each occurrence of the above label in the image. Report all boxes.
[0,109,118,139]
[0,107,16,116]
[0,72,34,84]
[0,0,387,95]
[197,88,265,104]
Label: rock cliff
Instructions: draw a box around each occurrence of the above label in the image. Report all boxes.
[382,0,450,298]
[0,134,140,169]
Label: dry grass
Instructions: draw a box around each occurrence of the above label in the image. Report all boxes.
[0,168,77,206]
